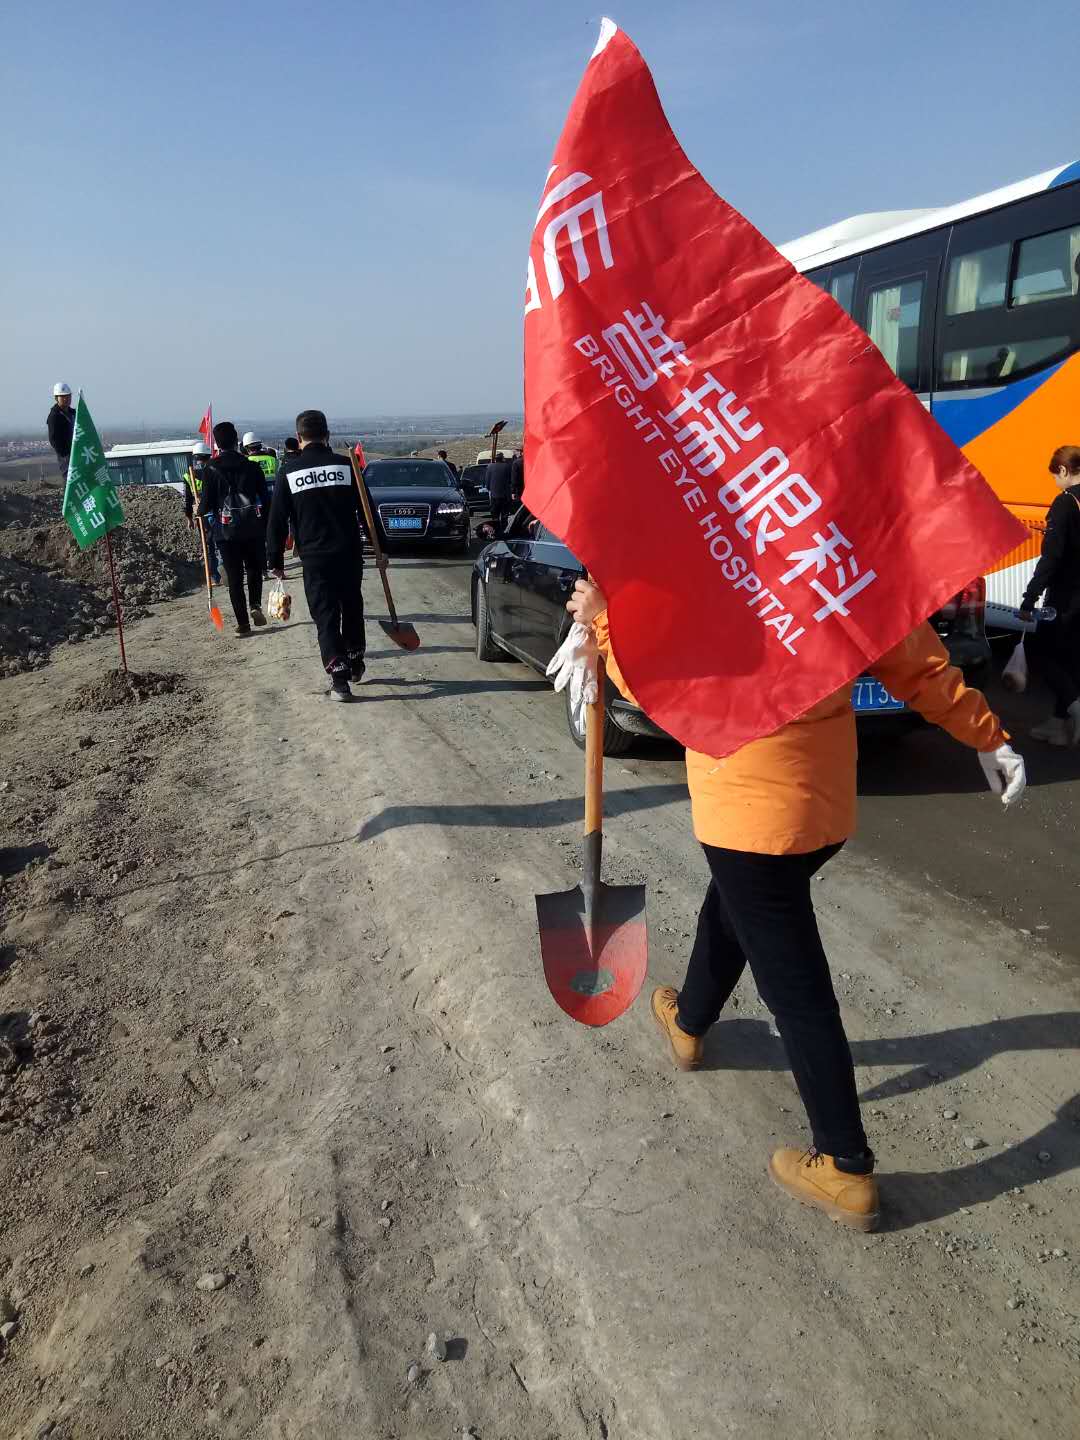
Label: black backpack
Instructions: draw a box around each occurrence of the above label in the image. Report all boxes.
[218,471,262,541]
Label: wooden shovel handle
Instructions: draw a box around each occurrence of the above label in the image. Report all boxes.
[585,655,606,838]
[349,450,399,625]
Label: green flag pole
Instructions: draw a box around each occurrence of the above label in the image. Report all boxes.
[104,530,128,672]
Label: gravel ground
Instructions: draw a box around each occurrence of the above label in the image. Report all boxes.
[0,546,1075,1439]
[0,477,202,677]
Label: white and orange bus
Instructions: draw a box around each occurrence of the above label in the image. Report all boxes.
[780,161,1080,632]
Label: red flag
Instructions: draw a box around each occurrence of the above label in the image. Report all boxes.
[354,440,367,468]
[198,403,217,457]
[523,22,1026,758]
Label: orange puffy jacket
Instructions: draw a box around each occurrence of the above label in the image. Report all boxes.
[593,614,1007,856]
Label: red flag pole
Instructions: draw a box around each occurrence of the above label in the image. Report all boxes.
[104,530,128,673]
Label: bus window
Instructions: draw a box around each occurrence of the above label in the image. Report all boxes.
[1012,223,1080,306]
[940,335,1070,385]
[828,269,856,315]
[865,276,924,387]
[161,454,191,486]
[107,457,144,486]
[945,242,1010,314]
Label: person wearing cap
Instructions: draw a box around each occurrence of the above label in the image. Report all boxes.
[242,432,278,577]
[47,383,75,479]
[184,441,221,584]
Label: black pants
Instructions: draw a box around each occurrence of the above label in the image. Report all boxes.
[218,537,263,628]
[677,842,868,1160]
[1030,614,1080,717]
[302,551,365,672]
[490,498,512,535]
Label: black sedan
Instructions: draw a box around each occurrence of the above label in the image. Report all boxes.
[457,463,490,514]
[472,508,994,756]
[472,508,665,754]
[362,458,470,551]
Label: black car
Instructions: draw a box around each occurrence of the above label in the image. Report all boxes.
[472,508,993,755]
[457,463,490,514]
[362,458,471,551]
[471,508,666,754]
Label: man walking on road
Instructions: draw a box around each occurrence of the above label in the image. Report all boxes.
[47,382,75,479]
[184,440,221,584]
[565,577,1026,1232]
[267,409,366,702]
[198,421,268,636]
[486,454,514,535]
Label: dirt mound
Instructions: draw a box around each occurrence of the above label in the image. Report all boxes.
[70,668,190,711]
[0,482,203,676]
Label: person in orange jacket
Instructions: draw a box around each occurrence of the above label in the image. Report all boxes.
[565,578,1026,1231]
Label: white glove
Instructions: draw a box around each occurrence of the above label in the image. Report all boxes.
[546,622,599,722]
[978,744,1026,808]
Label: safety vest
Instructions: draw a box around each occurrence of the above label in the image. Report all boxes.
[249,452,278,483]
[185,463,206,499]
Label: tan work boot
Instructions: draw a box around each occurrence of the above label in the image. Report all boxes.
[769,1147,880,1231]
[651,986,703,1071]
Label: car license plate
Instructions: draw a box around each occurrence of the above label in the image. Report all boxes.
[386,517,423,531]
[851,678,905,713]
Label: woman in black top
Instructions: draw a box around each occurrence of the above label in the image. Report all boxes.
[1019,445,1080,745]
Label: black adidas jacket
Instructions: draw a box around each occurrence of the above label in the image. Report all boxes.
[266,443,364,569]
[197,449,268,528]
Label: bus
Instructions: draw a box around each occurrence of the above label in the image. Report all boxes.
[104,439,198,495]
[779,161,1080,632]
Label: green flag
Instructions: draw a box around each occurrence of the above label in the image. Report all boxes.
[61,394,124,551]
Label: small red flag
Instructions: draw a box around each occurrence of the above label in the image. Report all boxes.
[523,22,1026,758]
[198,404,217,457]
[354,440,367,469]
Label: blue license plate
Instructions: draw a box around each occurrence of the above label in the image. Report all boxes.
[386,517,423,531]
[851,678,904,713]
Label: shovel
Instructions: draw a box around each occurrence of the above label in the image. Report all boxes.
[536,656,648,1025]
[348,451,420,651]
[196,515,223,632]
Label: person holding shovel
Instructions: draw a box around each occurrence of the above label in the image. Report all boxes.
[184,441,221,584]
[267,408,366,702]
[565,577,1025,1231]
[198,422,269,636]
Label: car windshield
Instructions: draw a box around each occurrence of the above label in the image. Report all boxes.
[365,462,453,488]
[461,466,487,484]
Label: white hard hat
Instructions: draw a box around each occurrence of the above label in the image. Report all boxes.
[53,381,72,397]
[242,431,259,448]
[192,441,211,457]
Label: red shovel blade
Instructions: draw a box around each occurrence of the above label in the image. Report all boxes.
[536,879,647,1026]
[209,604,224,632]
[379,618,420,651]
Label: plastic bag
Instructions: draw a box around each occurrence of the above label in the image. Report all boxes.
[1001,636,1027,694]
[267,578,291,622]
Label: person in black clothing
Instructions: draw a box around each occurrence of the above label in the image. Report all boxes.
[510,449,524,502]
[183,441,221,584]
[283,436,300,456]
[198,421,268,636]
[1019,444,1080,745]
[267,408,366,701]
[47,383,75,479]
[486,456,514,535]
[437,449,460,480]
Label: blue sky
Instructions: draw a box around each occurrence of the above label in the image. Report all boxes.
[1,0,1074,430]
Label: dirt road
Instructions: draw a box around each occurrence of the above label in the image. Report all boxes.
[1,545,1077,1439]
